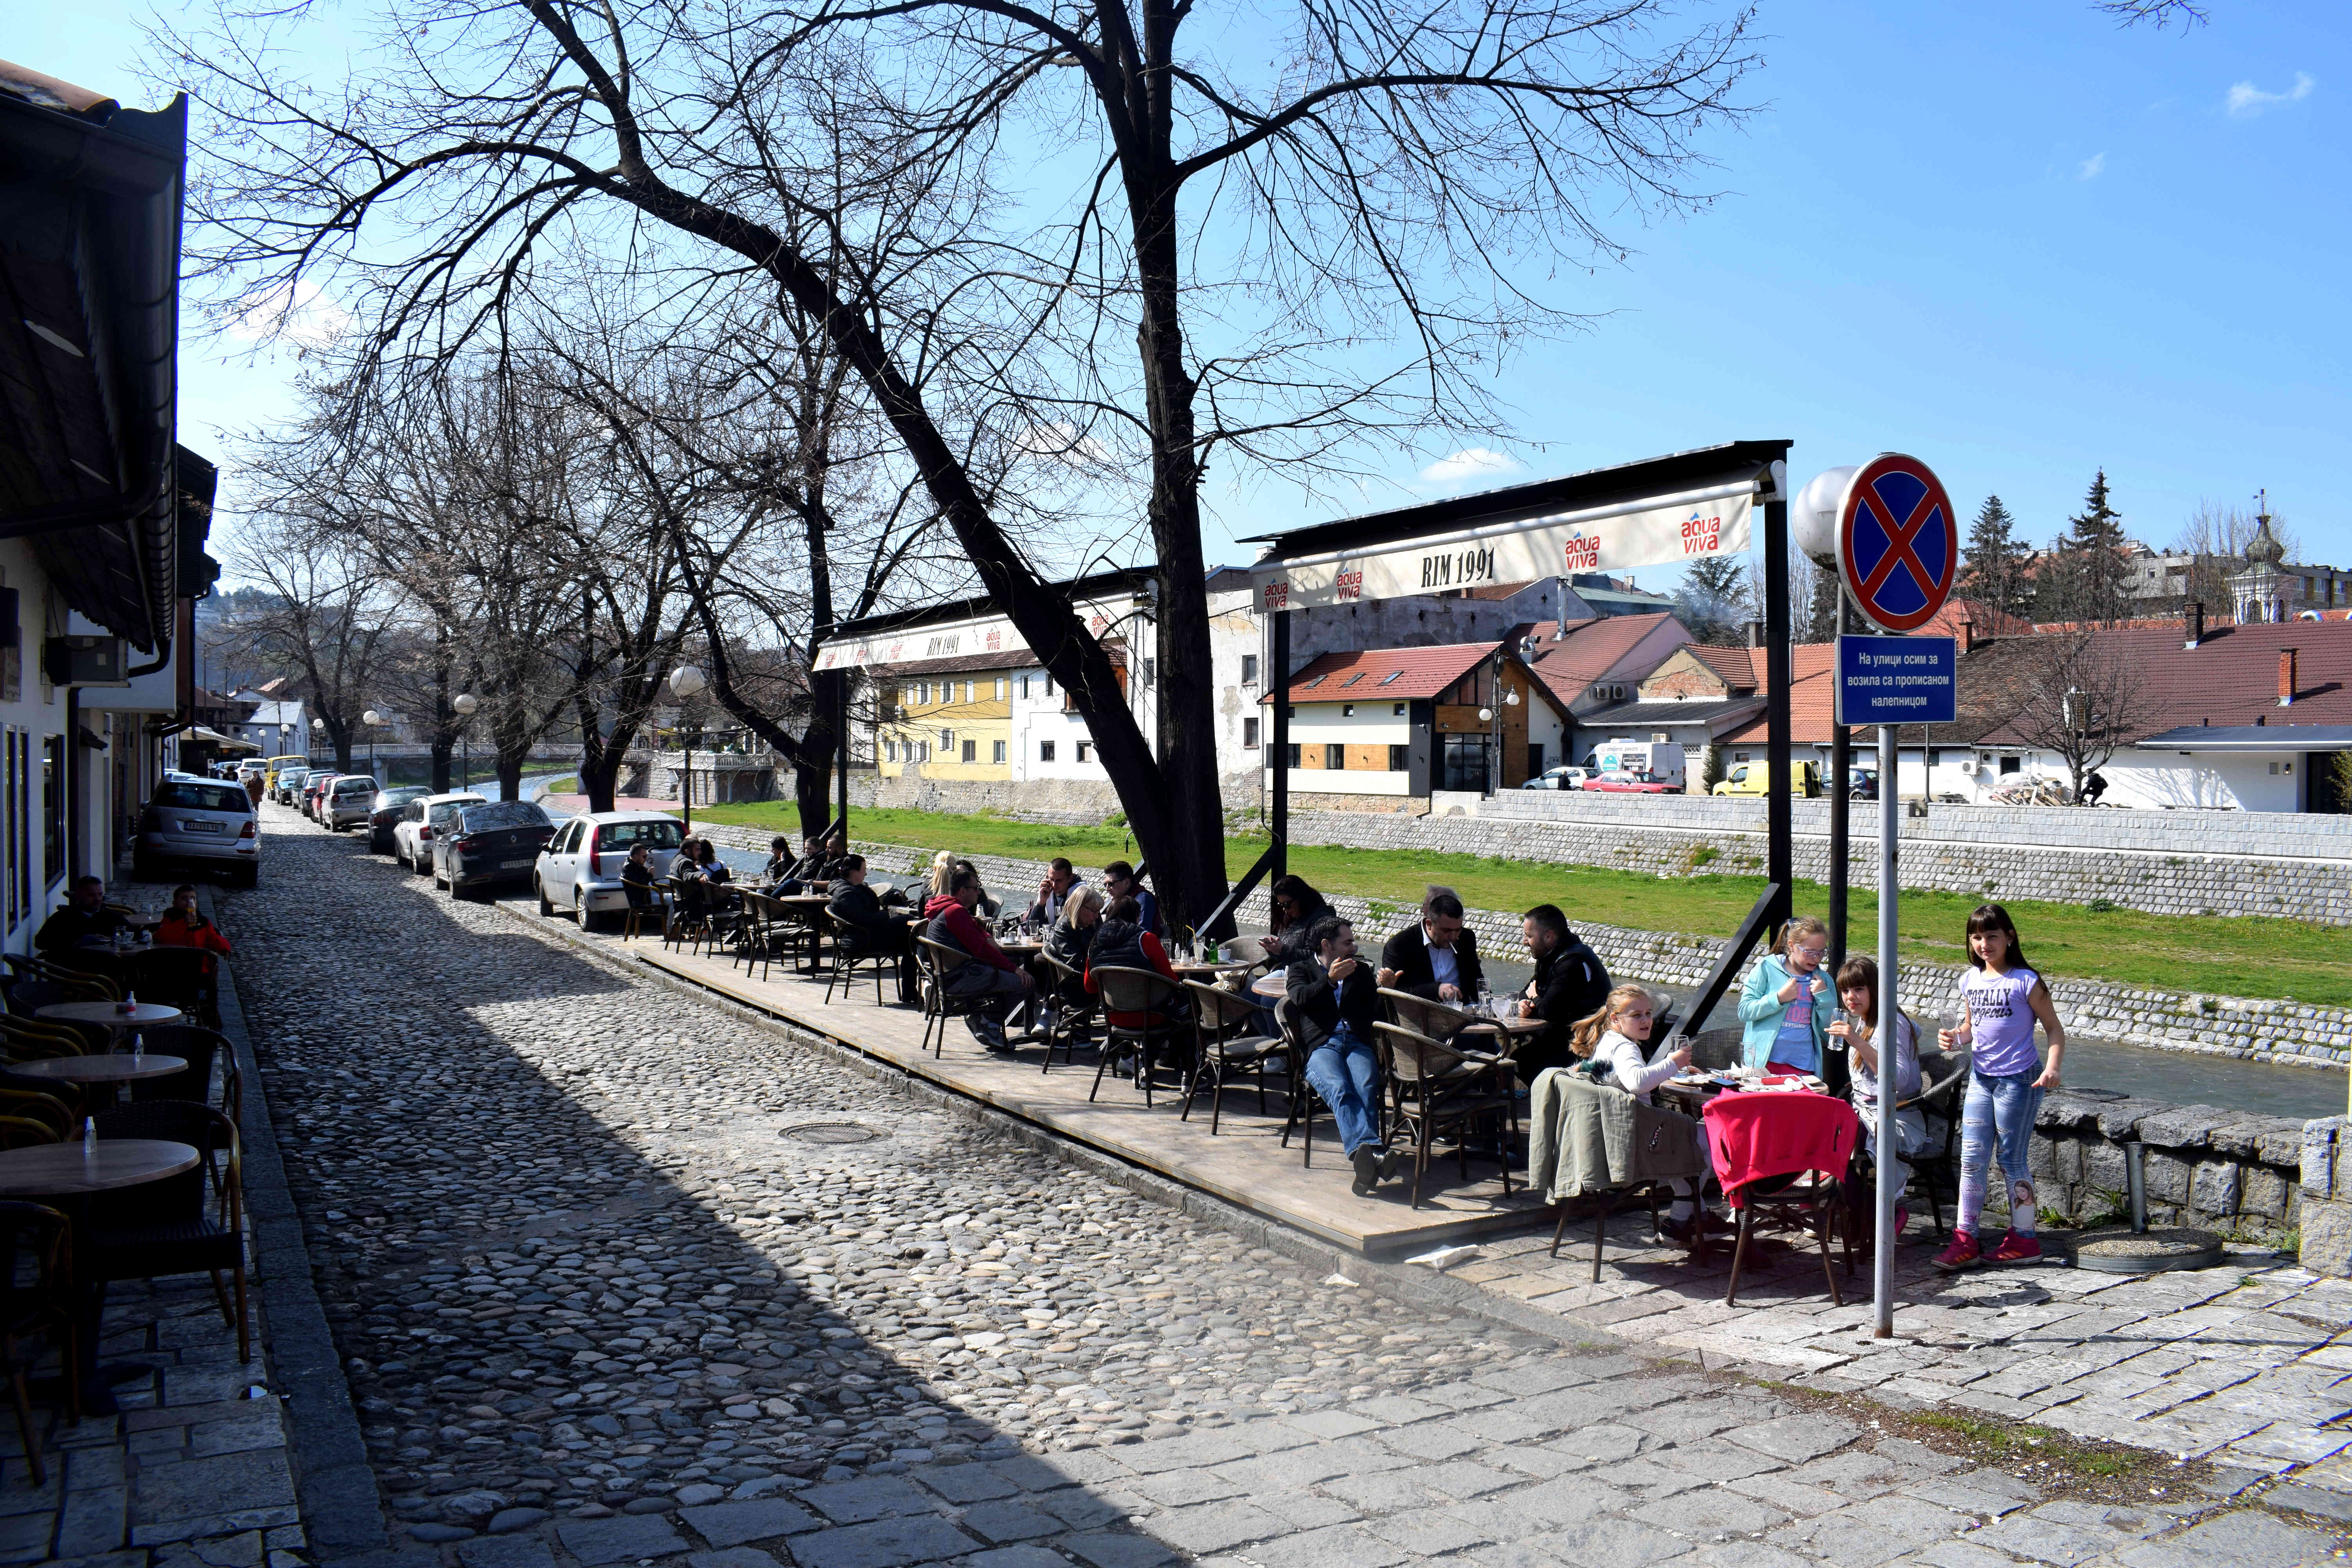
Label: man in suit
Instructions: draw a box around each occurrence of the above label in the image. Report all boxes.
[1514,902,1611,1078]
[1376,888,1483,1004]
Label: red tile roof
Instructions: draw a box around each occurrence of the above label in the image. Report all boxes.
[1978,619,2352,743]
[1265,642,1497,703]
[1516,612,1687,709]
[1922,599,2032,639]
[1682,644,1762,691]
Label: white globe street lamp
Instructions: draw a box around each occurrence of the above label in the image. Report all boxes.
[670,665,708,827]
[453,693,479,790]
[362,710,384,779]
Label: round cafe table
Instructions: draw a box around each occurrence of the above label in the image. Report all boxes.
[34,1002,183,1030]
[1249,973,1287,1003]
[7,1053,188,1108]
[0,1137,198,1196]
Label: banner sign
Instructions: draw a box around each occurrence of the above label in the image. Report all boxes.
[813,603,1126,672]
[1836,635,1957,726]
[1253,486,1754,613]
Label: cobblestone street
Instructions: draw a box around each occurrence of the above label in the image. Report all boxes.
[214,807,2344,1568]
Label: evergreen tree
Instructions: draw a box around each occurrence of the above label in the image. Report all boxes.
[2055,469,2131,626]
[1802,561,1844,642]
[1675,553,1753,645]
[1958,494,2031,621]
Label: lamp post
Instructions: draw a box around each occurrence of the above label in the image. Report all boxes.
[362,710,383,781]
[453,693,479,791]
[311,717,327,773]
[669,664,708,829]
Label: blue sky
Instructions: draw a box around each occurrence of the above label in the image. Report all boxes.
[19,0,2347,586]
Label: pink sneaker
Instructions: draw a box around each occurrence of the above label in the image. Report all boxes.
[1986,1230,2043,1265]
[1931,1230,1982,1272]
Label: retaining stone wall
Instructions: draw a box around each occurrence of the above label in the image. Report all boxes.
[2298,1122,2352,1274]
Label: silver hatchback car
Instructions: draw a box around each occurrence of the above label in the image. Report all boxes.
[135,777,261,887]
[324,774,380,831]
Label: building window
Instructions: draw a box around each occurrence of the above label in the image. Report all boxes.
[1241,654,1259,684]
[1326,743,1346,769]
[992,740,1006,764]
[1393,703,1406,717]
[1286,743,1301,768]
[940,729,955,748]
[1039,740,1056,763]
[884,740,897,762]
[1076,742,1093,764]
[1019,674,1031,699]
[1243,717,1260,749]
[962,740,977,763]
[1389,744,1409,772]
[42,734,60,888]
[1341,703,1354,717]
[2000,755,2021,775]
[994,678,1006,700]
[1439,735,1492,792]
[1044,675,1054,696]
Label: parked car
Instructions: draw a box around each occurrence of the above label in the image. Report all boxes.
[323,774,381,831]
[263,756,309,793]
[134,777,261,887]
[1520,766,1590,791]
[434,799,557,898]
[302,773,341,820]
[1712,760,1822,798]
[1847,769,1878,801]
[365,786,435,853]
[1581,768,1675,794]
[269,768,312,806]
[393,793,487,871]
[534,812,688,929]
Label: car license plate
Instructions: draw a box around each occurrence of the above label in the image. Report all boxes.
[503,858,535,869]
[182,820,223,833]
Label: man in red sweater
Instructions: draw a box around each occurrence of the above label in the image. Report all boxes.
[923,868,1032,1052]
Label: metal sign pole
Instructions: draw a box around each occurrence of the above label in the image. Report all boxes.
[1874,720,1899,1336]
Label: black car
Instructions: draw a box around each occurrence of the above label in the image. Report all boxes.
[432,800,557,898]
[366,786,435,853]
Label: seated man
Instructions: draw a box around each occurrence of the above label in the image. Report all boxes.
[36,876,125,954]
[1286,915,1398,1196]
[1029,858,1082,927]
[1514,902,1610,1080]
[619,844,660,909]
[1085,895,1189,1031]
[1377,887,1484,1004]
[829,855,917,1002]
[923,867,1033,1052]
[1101,860,1160,937]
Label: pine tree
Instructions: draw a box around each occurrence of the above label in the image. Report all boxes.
[1674,553,1754,645]
[1958,494,2030,621]
[1802,561,1843,642]
[2056,469,2131,626]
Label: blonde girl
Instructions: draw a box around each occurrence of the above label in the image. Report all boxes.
[1737,915,1831,1074]
[1571,984,1704,1238]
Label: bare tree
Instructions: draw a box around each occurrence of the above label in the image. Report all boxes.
[1991,630,2147,805]
[160,0,1757,926]
[2168,499,2301,619]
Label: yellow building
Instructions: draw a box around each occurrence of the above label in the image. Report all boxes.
[877,659,1016,781]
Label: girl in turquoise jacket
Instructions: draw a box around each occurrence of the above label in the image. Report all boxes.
[1737,915,1832,1073]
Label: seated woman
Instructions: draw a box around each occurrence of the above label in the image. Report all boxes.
[154,884,232,956]
[1084,895,1187,1029]
[1267,874,1333,964]
[1045,886,1103,999]
[693,839,731,884]
[762,835,796,885]
[1828,955,1924,1238]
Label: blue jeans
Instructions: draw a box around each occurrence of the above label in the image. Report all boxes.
[1958,1069,2042,1234]
[1305,1030,1383,1157]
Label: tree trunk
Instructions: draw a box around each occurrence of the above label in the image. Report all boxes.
[795,670,842,838]
[430,739,453,793]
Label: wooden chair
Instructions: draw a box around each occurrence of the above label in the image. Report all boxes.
[1372,1020,1517,1208]
[1087,967,1186,1107]
[1379,987,1477,1043]
[87,1103,249,1361]
[1704,1092,1859,1309]
[620,882,668,943]
[0,1017,93,1062]
[1686,1027,1743,1073]
[730,892,779,981]
[1274,997,1345,1169]
[1895,1045,1971,1238]
[0,1091,75,1143]
[0,1201,75,1479]
[823,910,893,1005]
[1181,980,1283,1133]
[130,947,220,1030]
[127,1025,241,1122]
[1540,1073,1708,1279]
[1036,954,1100,1075]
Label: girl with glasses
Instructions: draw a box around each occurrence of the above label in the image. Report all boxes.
[1737,915,1832,1076]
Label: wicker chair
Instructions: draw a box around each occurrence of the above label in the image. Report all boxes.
[125,1025,241,1121]
[915,937,998,1058]
[0,1202,75,1477]
[87,1102,249,1360]
[1086,967,1187,1107]
[1036,954,1100,1074]
[1181,981,1283,1133]
[1379,988,1477,1043]
[823,910,895,1005]
[620,882,668,943]
[130,948,220,1030]
[1274,996,1360,1169]
[1894,1045,1971,1238]
[1372,1020,1517,1208]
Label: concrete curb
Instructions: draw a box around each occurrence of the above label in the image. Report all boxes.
[477,895,1637,1363]
[208,887,393,1562]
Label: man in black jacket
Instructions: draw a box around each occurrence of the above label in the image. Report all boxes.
[828,856,918,1000]
[35,876,125,954]
[1376,888,1483,1004]
[1514,902,1611,1078]
[1285,915,1397,1195]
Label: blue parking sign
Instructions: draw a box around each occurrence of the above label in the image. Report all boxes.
[1836,635,1957,726]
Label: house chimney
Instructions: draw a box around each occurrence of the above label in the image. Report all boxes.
[1957,617,1975,654]
[2184,600,2204,649]
[1744,618,1764,648]
[2280,647,2299,707]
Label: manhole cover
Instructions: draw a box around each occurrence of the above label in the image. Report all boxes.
[2071,1227,2225,1274]
[779,1122,886,1145]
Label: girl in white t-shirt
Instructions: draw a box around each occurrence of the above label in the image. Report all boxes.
[1570,985,1701,1236]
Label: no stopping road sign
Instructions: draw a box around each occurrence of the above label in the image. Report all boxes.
[1838,454,1958,632]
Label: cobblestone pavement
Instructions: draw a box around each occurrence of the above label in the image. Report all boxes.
[214,807,2346,1568]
